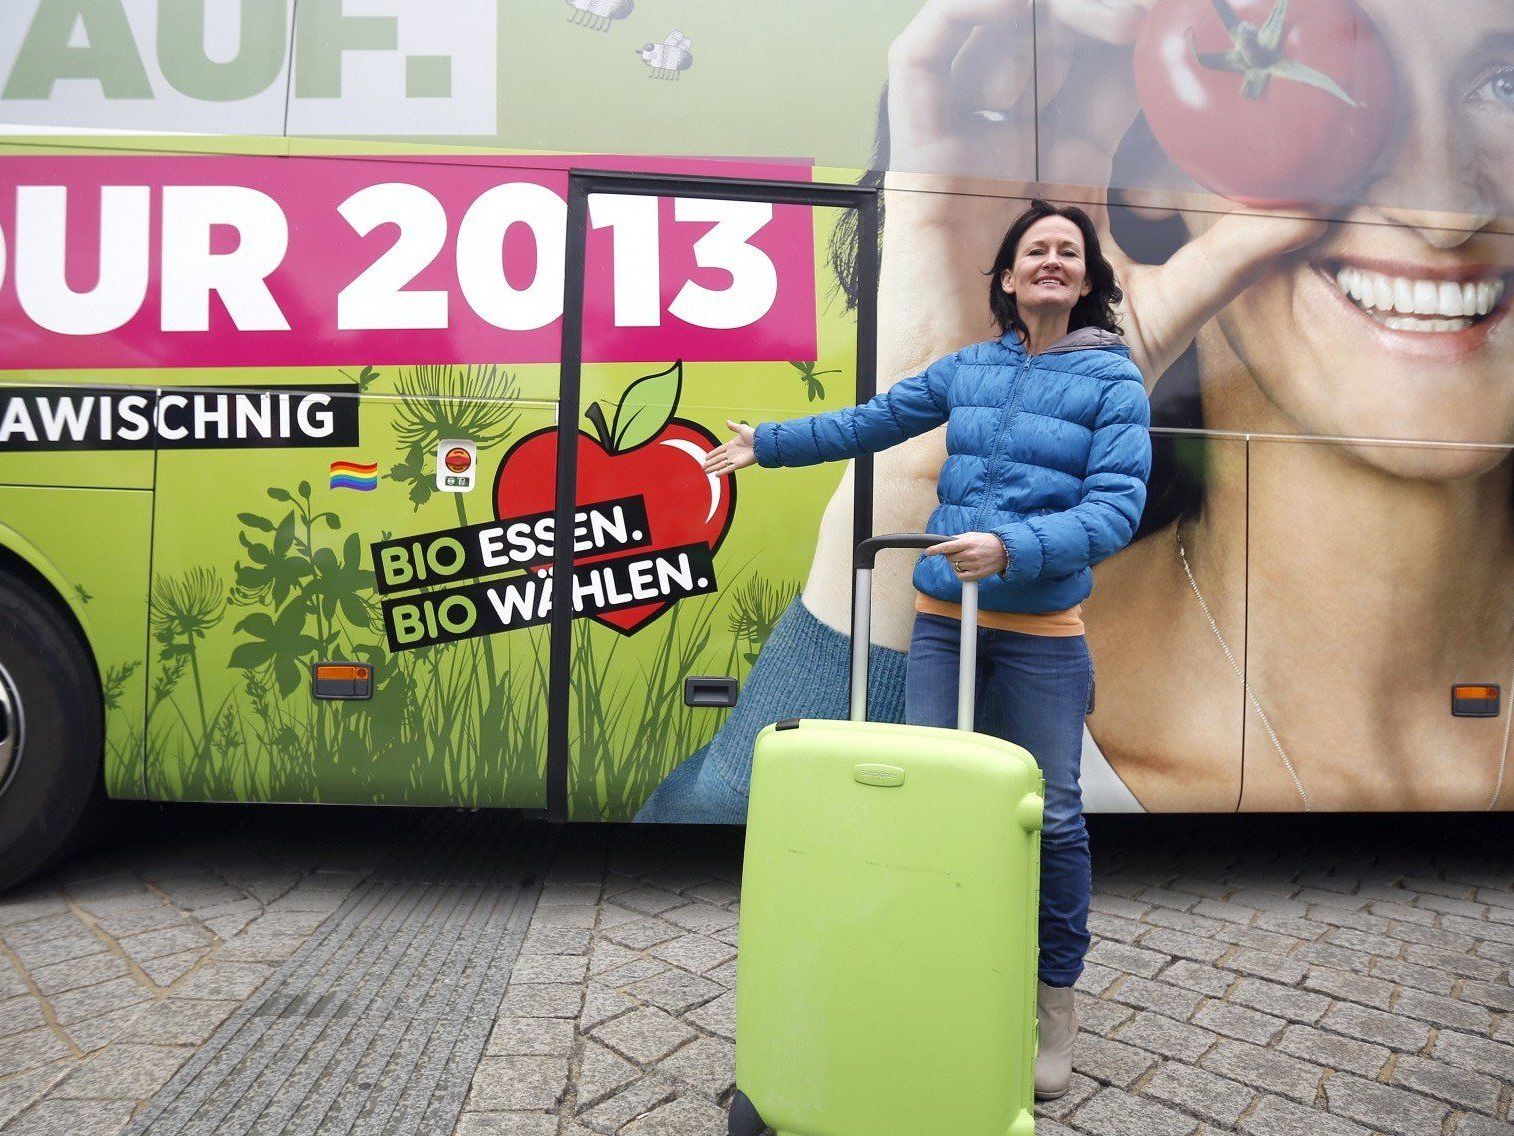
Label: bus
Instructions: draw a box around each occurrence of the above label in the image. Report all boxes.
[1,0,1510,889]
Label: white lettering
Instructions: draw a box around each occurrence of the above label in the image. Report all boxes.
[235,391,272,439]
[116,393,150,441]
[656,552,695,594]
[456,182,564,331]
[156,392,188,440]
[36,395,94,441]
[15,185,149,335]
[485,579,537,626]
[295,393,334,437]
[0,399,37,442]
[160,185,291,332]
[194,393,229,437]
[628,558,657,601]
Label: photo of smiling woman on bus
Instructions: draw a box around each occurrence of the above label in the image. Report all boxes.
[637,0,1514,820]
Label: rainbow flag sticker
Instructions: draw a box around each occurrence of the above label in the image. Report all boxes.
[330,460,379,491]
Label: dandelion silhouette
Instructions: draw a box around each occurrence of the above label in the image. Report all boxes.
[150,567,228,756]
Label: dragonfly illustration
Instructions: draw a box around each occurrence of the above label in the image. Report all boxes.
[639,30,693,79]
[790,361,840,402]
[564,0,633,32]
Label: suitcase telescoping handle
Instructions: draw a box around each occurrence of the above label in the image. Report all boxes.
[851,534,977,730]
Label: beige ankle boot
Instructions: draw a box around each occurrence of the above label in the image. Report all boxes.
[1034,981,1077,1099]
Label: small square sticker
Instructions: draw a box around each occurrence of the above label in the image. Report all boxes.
[437,439,476,493]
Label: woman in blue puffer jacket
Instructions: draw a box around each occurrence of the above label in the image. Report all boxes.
[703,199,1151,1099]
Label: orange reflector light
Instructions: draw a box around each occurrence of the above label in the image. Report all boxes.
[1454,685,1498,701]
[315,665,368,681]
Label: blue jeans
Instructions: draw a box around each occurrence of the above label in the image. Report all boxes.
[905,612,1093,988]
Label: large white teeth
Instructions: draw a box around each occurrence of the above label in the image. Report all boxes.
[1333,266,1506,323]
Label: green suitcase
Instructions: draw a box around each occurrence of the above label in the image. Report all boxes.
[730,534,1044,1136]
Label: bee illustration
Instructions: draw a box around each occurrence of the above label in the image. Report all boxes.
[638,30,693,79]
[564,0,633,31]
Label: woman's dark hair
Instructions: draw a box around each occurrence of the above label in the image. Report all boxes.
[988,200,1123,343]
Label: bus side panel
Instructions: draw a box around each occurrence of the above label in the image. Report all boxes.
[0,486,152,800]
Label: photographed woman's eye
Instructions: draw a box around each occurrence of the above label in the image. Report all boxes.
[1470,64,1514,107]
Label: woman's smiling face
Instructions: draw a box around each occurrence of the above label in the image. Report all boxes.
[1196,0,1514,469]
[1003,216,1091,317]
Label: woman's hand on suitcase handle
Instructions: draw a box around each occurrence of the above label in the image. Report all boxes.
[926,532,1007,582]
[704,420,757,476]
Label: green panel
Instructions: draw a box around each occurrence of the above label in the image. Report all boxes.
[0,484,151,798]
[147,364,553,806]
[566,202,856,821]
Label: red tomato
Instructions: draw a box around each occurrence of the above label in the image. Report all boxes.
[1134,0,1398,206]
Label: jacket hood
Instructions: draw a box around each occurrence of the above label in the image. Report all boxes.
[1003,326,1129,355]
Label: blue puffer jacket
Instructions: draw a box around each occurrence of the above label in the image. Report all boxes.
[753,326,1151,614]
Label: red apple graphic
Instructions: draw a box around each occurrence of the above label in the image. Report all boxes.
[492,361,735,634]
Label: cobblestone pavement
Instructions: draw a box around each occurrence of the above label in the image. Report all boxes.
[2,808,1511,1135]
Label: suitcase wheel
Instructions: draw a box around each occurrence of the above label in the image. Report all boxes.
[727,1089,766,1136]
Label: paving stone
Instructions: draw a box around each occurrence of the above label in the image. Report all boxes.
[511,954,589,984]
[1409,946,1505,984]
[0,1066,69,1128]
[683,990,734,1040]
[168,961,271,1001]
[1301,966,1394,1010]
[1,913,88,948]
[1139,927,1228,963]
[1389,1053,1504,1114]
[1035,1072,1100,1120]
[654,1035,734,1098]
[1072,1033,1156,1087]
[538,884,602,906]
[1453,1116,1514,1135]
[1432,1030,1514,1079]
[466,1055,572,1111]
[1228,977,1331,1024]
[113,926,211,963]
[577,1075,677,1134]
[1075,962,1121,995]
[661,904,738,934]
[619,1096,733,1136]
[50,978,153,1026]
[1089,894,1153,921]
[1107,976,1205,1019]
[1076,994,1135,1037]
[452,1111,559,1135]
[1274,1024,1389,1078]
[28,952,132,997]
[598,958,669,987]
[1068,1085,1199,1136]
[529,905,597,931]
[1394,987,1495,1033]
[119,998,238,1045]
[90,908,183,940]
[587,940,641,976]
[1140,1061,1255,1128]
[574,1040,640,1108]
[592,1007,697,1064]
[65,1004,150,1053]
[1319,1000,1432,1053]
[523,926,591,955]
[1,994,47,1039]
[1086,940,1169,979]
[1111,1009,1216,1061]
[705,960,738,989]
[1223,949,1309,985]
[1292,940,1374,973]
[133,948,207,987]
[1460,980,1514,1013]
[1236,1092,1372,1136]
[1321,1072,1451,1136]
[11,934,109,971]
[683,881,740,907]
[486,1017,576,1058]
[1089,912,1145,943]
[595,904,644,930]
[0,894,70,929]
[610,888,687,916]
[1369,957,1457,996]
[579,983,637,1031]
[605,920,683,951]
[1193,998,1287,1045]
[649,935,737,975]
[54,1043,190,1099]
[1198,1039,1326,1104]
[500,983,584,1019]
[620,969,723,1015]
[213,932,306,963]
[4,1096,137,1136]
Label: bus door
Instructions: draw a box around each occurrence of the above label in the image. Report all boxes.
[551,170,879,821]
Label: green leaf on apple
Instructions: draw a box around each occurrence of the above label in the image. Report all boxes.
[610,361,682,453]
